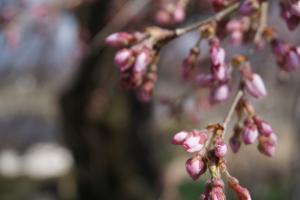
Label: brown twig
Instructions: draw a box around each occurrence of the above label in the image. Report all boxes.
[254,2,269,44]
[175,2,240,36]
[222,90,244,135]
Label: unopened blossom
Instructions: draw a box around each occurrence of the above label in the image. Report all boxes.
[258,133,277,157]
[172,131,189,145]
[226,19,244,45]
[200,179,226,200]
[229,182,252,200]
[239,0,260,16]
[155,1,186,25]
[280,2,300,31]
[210,39,226,66]
[244,73,267,98]
[253,116,273,137]
[185,157,206,180]
[242,118,258,145]
[230,134,242,153]
[182,47,200,81]
[214,140,228,158]
[105,32,135,47]
[133,48,153,73]
[210,84,230,104]
[114,49,135,72]
[211,63,228,81]
[291,1,300,17]
[183,130,208,153]
[282,48,300,72]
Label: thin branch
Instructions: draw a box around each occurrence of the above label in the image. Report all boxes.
[254,2,268,44]
[222,90,244,135]
[175,2,240,36]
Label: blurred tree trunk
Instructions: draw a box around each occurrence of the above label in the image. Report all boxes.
[60,1,162,199]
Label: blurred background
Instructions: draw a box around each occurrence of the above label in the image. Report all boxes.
[0,0,300,199]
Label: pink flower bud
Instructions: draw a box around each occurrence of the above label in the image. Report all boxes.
[185,157,206,180]
[239,0,259,16]
[155,10,171,25]
[133,48,152,73]
[201,179,225,200]
[258,133,277,157]
[230,135,241,153]
[196,74,214,87]
[253,116,273,137]
[173,5,185,23]
[210,84,230,104]
[183,130,208,153]
[242,119,258,145]
[229,182,252,200]
[105,32,134,47]
[280,3,300,31]
[182,48,199,81]
[271,39,290,57]
[283,49,300,72]
[214,140,228,158]
[210,46,226,66]
[244,73,267,98]
[212,63,228,81]
[114,49,134,72]
[291,1,300,17]
[172,131,189,145]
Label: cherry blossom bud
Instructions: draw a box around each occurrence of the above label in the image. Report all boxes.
[291,1,300,17]
[271,39,290,57]
[230,135,241,153]
[155,10,171,25]
[210,45,226,66]
[239,0,259,16]
[172,131,189,145]
[210,84,230,104]
[229,182,252,200]
[134,48,152,73]
[114,49,134,72]
[226,20,243,45]
[253,116,273,137]
[244,73,267,98]
[182,48,200,81]
[185,157,206,180]
[212,63,228,81]
[214,140,228,158]
[196,74,214,87]
[242,118,258,145]
[105,32,134,47]
[173,4,185,23]
[258,133,277,157]
[280,3,300,31]
[183,130,208,153]
[283,49,300,72]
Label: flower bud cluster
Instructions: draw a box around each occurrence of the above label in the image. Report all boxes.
[195,37,232,104]
[280,1,300,31]
[229,99,277,157]
[106,27,175,101]
[200,179,226,200]
[271,39,300,72]
[155,0,187,26]
[172,129,209,180]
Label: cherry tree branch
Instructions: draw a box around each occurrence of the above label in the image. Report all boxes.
[222,90,244,135]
